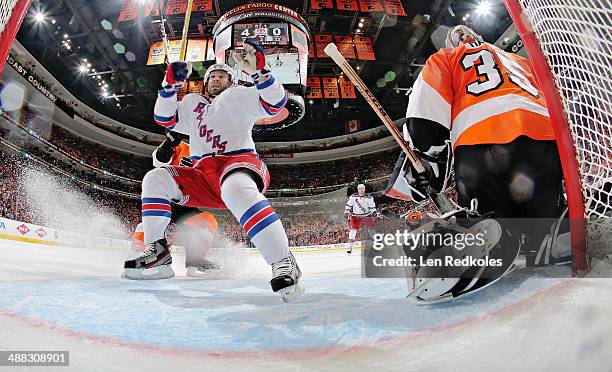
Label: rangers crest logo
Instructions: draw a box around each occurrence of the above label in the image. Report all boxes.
[36,228,47,238]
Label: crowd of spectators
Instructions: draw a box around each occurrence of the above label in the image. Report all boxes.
[49,125,150,180]
[267,149,400,190]
[0,145,140,236]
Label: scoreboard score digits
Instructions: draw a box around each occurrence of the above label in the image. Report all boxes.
[233,23,290,46]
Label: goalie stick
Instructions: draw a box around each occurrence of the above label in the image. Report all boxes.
[324,43,453,214]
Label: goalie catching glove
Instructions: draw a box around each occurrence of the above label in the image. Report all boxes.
[232,39,270,82]
[162,61,192,92]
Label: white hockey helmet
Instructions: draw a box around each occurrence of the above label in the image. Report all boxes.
[357,184,366,191]
[204,63,235,84]
[445,25,484,48]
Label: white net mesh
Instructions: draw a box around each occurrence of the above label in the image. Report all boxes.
[0,0,19,35]
[517,0,612,256]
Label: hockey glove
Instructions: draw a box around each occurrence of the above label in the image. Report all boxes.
[232,39,270,81]
[344,211,352,221]
[156,131,187,163]
[162,61,192,91]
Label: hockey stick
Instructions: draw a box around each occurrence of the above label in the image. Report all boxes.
[179,0,194,61]
[156,0,169,64]
[324,43,453,213]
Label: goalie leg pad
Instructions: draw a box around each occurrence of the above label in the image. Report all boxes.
[406,218,520,303]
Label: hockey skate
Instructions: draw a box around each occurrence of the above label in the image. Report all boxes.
[270,251,304,303]
[186,259,222,277]
[123,238,175,280]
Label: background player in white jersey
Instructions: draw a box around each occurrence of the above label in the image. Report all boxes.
[344,184,379,255]
[123,39,303,302]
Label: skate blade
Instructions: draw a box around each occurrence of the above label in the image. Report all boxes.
[122,265,175,280]
[185,266,223,278]
[276,282,305,303]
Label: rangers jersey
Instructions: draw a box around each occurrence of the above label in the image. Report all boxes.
[407,40,554,149]
[345,193,376,217]
[153,75,287,160]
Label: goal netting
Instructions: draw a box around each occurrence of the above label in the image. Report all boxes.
[0,0,30,76]
[504,0,611,273]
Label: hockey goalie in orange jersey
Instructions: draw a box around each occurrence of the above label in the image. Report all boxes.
[386,25,567,266]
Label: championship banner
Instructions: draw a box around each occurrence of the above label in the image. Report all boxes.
[186,38,207,62]
[315,34,333,58]
[359,0,383,12]
[310,0,334,10]
[118,0,138,21]
[322,77,340,99]
[354,35,376,60]
[188,80,204,94]
[339,75,357,98]
[147,40,182,65]
[383,0,406,16]
[143,0,160,17]
[306,77,322,98]
[193,0,213,12]
[166,0,187,15]
[336,0,359,11]
[334,35,356,59]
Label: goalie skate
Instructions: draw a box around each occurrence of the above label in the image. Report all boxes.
[186,259,222,277]
[270,251,304,303]
[123,238,175,280]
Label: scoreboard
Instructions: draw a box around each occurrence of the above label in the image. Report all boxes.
[233,23,290,46]
[212,3,310,128]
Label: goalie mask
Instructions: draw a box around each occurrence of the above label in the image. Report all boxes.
[445,25,484,48]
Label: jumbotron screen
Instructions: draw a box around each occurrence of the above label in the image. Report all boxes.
[233,23,290,46]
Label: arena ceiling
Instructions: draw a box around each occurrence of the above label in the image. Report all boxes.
[16,0,512,142]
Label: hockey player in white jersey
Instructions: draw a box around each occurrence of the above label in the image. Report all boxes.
[344,184,379,255]
[123,39,303,302]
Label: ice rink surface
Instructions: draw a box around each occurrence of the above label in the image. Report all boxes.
[1,238,611,372]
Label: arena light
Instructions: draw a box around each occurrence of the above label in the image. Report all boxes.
[33,12,45,23]
[63,34,69,39]
[102,91,108,98]
[79,65,87,73]
[476,1,491,15]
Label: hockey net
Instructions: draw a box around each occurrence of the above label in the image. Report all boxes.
[0,0,31,76]
[504,0,612,274]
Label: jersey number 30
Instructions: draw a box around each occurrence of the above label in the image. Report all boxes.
[461,49,539,97]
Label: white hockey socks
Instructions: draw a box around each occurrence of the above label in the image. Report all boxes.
[141,168,182,244]
[348,229,357,241]
[221,171,289,265]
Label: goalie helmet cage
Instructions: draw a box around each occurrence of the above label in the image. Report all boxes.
[0,0,32,76]
[503,0,611,275]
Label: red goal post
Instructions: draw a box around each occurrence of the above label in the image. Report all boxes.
[503,0,611,275]
[0,0,32,76]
